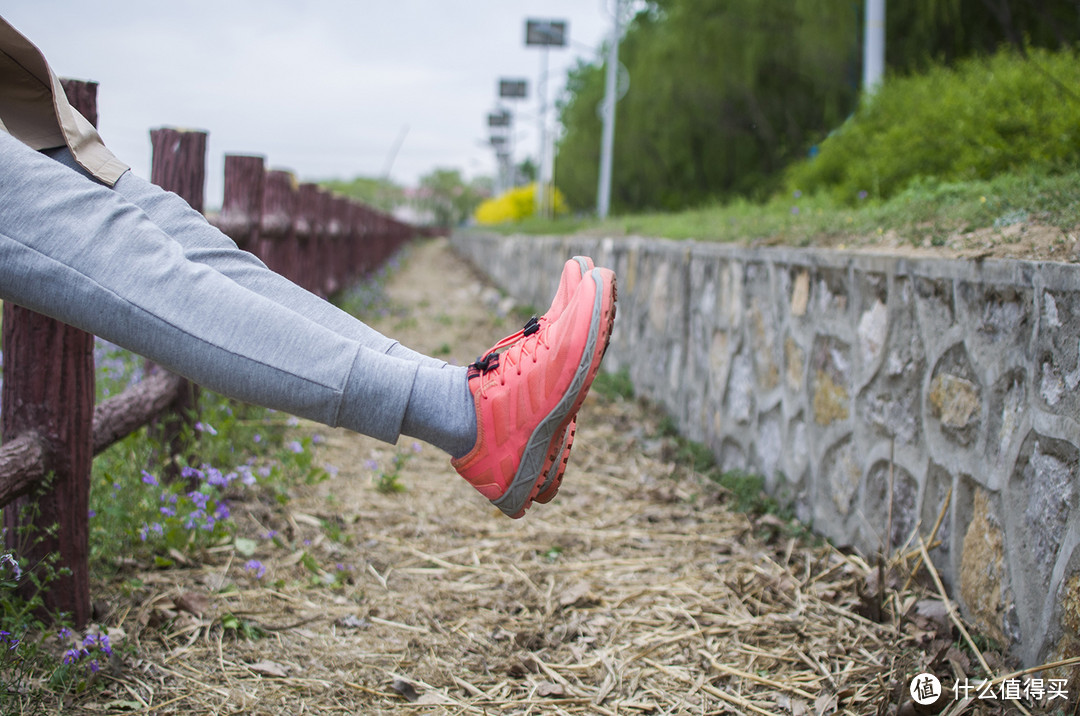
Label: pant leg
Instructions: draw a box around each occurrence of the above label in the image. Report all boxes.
[0,131,417,443]
[42,146,447,370]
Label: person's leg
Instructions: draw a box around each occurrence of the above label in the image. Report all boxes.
[0,132,473,454]
[42,146,447,370]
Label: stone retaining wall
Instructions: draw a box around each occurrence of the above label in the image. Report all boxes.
[451,231,1080,668]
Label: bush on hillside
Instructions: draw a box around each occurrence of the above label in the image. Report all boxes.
[473,183,568,225]
[786,47,1080,203]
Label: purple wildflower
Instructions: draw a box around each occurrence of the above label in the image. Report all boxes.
[0,553,22,580]
[205,467,228,487]
[141,470,158,486]
[62,647,87,665]
[287,440,304,454]
[245,560,266,579]
[0,631,19,651]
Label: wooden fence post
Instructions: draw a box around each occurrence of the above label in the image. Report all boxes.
[148,128,206,481]
[259,170,296,277]
[293,183,320,294]
[217,154,266,253]
[327,194,349,295]
[1,79,100,628]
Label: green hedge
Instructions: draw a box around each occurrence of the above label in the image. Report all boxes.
[786,47,1080,203]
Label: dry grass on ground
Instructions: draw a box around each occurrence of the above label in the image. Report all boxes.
[37,239,1056,715]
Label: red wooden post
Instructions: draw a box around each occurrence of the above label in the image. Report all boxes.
[217,154,266,253]
[2,79,100,627]
[148,128,206,481]
[346,202,363,284]
[150,128,207,211]
[324,192,346,296]
[293,183,320,294]
[259,170,296,276]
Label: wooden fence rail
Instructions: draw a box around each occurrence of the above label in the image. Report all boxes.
[0,79,419,626]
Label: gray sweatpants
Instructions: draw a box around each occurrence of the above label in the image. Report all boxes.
[0,131,472,451]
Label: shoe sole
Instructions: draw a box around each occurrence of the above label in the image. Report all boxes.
[492,268,617,518]
[533,419,574,504]
[533,256,593,503]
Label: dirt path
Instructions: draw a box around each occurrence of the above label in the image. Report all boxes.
[87,239,1004,715]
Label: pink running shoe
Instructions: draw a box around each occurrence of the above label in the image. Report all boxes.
[470,257,594,506]
[532,257,594,504]
[452,267,616,517]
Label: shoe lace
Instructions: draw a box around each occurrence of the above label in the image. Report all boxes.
[467,315,548,393]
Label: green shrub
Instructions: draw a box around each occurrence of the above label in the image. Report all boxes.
[787,47,1080,202]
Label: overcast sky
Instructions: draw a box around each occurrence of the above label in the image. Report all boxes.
[3,2,617,207]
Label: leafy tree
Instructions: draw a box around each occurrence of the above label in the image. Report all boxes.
[415,168,486,228]
[887,0,1080,73]
[554,0,1080,214]
[319,176,404,212]
[556,0,859,213]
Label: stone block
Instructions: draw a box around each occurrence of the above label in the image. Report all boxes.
[960,488,1011,646]
[810,336,851,426]
[822,435,860,517]
[928,344,982,447]
[1009,432,1078,587]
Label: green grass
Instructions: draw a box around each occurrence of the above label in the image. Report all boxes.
[483,168,1080,253]
[482,48,1080,255]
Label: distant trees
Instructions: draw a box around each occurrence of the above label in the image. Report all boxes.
[319,176,404,213]
[554,0,1080,213]
[415,169,489,228]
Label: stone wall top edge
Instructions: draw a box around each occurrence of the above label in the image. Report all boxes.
[455,232,1080,289]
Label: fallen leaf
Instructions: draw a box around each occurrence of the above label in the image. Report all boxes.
[814,692,837,716]
[391,678,420,702]
[777,695,811,716]
[336,614,370,629]
[234,537,258,557]
[559,580,598,608]
[100,700,143,711]
[537,681,566,698]
[167,547,191,566]
[248,660,289,678]
[173,592,210,618]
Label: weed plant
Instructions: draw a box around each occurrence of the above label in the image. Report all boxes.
[366,442,423,494]
[787,47,1080,203]
[0,339,336,707]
